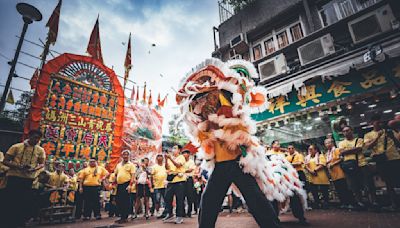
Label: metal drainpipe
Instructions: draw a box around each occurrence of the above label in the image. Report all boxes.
[302,0,315,33]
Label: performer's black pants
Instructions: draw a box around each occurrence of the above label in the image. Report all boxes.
[185,177,196,215]
[116,182,130,219]
[164,181,185,217]
[310,184,329,207]
[333,178,353,205]
[198,159,280,228]
[75,190,84,219]
[83,186,101,218]
[129,193,136,215]
[2,176,34,227]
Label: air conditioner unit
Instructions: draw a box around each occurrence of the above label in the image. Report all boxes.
[298,34,335,66]
[230,33,244,48]
[348,4,395,44]
[258,54,287,82]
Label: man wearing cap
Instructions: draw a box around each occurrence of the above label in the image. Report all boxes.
[79,158,109,220]
[114,150,136,223]
[162,145,187,224]
[2,129,46,227]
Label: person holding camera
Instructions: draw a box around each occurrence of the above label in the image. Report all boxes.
[364,114,400,211]
[1,129,46,227]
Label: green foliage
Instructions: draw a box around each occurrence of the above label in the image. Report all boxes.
[222,0,253,12]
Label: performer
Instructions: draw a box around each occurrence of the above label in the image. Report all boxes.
[114,150,136,224]
[176,59,306,228]
[1,130,46,227]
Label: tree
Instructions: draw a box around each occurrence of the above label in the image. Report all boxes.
[168,114,189,146]
[222,0,253,13]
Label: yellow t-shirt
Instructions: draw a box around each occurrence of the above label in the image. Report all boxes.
[68,175,78,191]
[167,155,187,183]
[152,164,167,189]
[214,141,242,162]
[338,138,367,167]
[79,166,109,187]
[184,159,196,177]
[115,162,136,184]
[326,148,345,181]
[6,142,46,179]
[49,171,69,188]
[306,154,329,185]
[286,152,305,171]
[268,149,287,156]
[364,130,400,161]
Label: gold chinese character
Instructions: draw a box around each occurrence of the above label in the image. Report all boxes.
[77,117,86,128]
[327,80,352,98]
[96,121,104,131]
[45,110,57,122]
[105,123,112,132]
[57,112,68,124]
[88,119,95,130]
[268,96,290,114]
[360,71,386,89]
[296,85,322,107]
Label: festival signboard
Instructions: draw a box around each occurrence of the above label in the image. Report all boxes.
[24,53,124,170]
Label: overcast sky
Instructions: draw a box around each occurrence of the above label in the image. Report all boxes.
[0,0,220,134]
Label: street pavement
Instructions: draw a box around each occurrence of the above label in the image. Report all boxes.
[32,209,400,228]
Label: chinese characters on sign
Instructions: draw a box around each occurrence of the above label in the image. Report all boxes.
[40,76,117,162]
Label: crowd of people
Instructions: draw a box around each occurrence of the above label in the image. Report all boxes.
[0,114,399,227]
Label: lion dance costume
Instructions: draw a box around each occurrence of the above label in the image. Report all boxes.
[176,59,307,227]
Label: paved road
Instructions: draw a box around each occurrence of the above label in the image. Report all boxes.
[33,209,400,228]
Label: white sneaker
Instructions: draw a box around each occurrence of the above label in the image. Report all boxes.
[175,217,184,224]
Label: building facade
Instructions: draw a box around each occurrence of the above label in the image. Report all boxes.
[213,0,400,147]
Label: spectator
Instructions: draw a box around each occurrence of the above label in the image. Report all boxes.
[152,154,167,217]
[325,138,353,209]
[135,157,152,220]
[49,162,69,189]
[1,129,46,227]
[305,144,330,209]
[79,158,109,220]
[75,161,88,219]
[339,126,378,210]
[267,140,287,156]
[364,114,400,211]
[162,145,187,224]
[114,150,136,224]
[183,150,196,217]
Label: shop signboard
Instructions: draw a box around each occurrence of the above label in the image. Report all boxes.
[252,61,400,121]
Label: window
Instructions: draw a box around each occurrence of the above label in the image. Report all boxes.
[277,31,289,49]
[264,38,275,55]
[290,23,304,42]
[253,44,262,61]
[318,0,380,27]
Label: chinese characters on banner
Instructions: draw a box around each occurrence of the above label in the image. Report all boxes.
[252,61,400,121]
[40,76,117,163]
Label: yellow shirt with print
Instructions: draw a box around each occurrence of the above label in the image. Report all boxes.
[326,148,345,181]
[6,142,46,179]
[115,162,136,184]
[184,159,196,177]
[167,155,187,183]
[152,164,167,189]
[49,171,69,188]
[68,175,78,191]
[306,154,329,185]
[364,130,400,161]
[286,152,305,172]
[79,166,109,187]
[338,138,367,167]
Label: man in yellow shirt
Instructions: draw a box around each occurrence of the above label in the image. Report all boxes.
[75,161,87,219]
[339,126,377,209]
[161,145,187,224]
[114,150,136,224]
[152,154,167,217]
[305,144,330,209]
[79,158,109,220]
[2,130,46,227]
[325,138,353,209]
[267,140,287,156]
[182,150,196,217]
[49,162,69,189]
[364,114,400,210]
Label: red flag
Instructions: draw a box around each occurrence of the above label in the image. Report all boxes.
[142,82,147,104]
[158,94,168,108]
[46,0,62,45]
[157,93,161,104]
[148,90,153,106]
[30,69,40,90]
[135,86,139,104]
[87,16,103,63]
[124,33,132,89]
[130,85,135,101]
